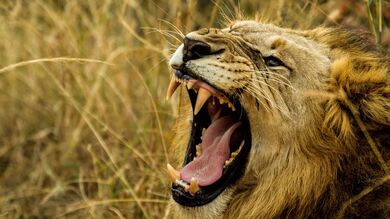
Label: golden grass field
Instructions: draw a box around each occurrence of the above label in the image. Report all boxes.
[0,0,388,218]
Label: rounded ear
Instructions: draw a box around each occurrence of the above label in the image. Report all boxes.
[323,56,389,138]
[359,85,390,127]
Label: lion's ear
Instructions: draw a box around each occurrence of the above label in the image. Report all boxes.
[327,56,390,130]
[359,85,390,127]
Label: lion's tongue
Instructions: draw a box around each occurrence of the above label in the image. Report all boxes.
[180,115,241,186]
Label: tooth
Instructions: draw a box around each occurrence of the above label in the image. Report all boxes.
[194,88,212,115]
[230,140,244,158]
[187,177,200,195]
[186,81,194,90]
[228,102,236,111]
[167,163,180,183]
[223,158,234,167]
[239,140,245,149]
[176,179,189,189]
[166,77,181,100]
[218,96,226,104]
[196,144,202,157]
[237,140,244,153]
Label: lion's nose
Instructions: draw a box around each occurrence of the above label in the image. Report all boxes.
[183,37,211,62]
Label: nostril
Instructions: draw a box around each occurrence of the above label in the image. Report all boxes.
[183,37,211,62]
[191,43,211,56]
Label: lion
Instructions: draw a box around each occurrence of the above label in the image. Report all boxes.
[164,20,389,219]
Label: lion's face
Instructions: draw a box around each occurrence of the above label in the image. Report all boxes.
[166,20,389,218]
[167,20,332,217]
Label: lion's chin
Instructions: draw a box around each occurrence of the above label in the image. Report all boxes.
[171,188,234,219]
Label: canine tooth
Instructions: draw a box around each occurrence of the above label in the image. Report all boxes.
[231,151,238,158]
[187,177,200,195]
[194,88,212,115]
[167,163,180,183]
[166,77,181,100]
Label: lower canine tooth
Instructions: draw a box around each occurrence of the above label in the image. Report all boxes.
[187,177,200,195]
[194,88,212,115]
[167,163,180,183]
[166,77,181,100]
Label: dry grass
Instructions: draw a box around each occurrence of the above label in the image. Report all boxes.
[0,0,388,218]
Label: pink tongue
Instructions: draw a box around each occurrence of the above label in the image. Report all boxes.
[180,115,241,186]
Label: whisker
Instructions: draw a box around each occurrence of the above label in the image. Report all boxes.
[158,19,185,38]
[251,77,295,91]
[142,27,183,44]
[244,84,274,112]
[250,77,287,106]
[246,82,289,116]
[234,81,272,111]
[249,69,291,84]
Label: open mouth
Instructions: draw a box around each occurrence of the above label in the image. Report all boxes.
[166,69,252,207]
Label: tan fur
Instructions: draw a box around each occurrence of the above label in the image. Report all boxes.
[169,21,389,218]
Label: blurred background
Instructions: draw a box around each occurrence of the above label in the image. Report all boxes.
[0,0,388,218]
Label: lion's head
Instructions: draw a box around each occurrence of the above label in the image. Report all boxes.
[166,21,389,218]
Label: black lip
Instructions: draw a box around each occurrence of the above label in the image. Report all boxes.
[171,70,252,207]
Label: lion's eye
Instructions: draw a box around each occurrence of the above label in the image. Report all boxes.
[264,56,284,67]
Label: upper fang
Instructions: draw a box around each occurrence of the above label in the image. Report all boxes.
[166,77,181,100]
[167,163,180,182]
[194,88,212,115]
